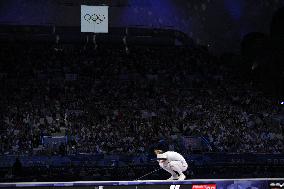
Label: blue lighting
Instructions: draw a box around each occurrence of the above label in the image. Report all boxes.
[224,0,244,21]
[118,0,185,30]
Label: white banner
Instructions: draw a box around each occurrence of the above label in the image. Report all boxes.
[81,5,108,33]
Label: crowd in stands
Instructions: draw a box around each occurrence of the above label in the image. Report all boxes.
[0,43,283,157]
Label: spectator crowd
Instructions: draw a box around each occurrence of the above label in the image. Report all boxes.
[0,43,283,156]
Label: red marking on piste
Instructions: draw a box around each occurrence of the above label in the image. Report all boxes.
[192,184,217,189]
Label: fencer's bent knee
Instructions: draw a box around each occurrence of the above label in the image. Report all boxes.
[169,161,188,172]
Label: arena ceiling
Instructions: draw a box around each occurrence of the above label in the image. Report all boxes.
[0,0,283,53]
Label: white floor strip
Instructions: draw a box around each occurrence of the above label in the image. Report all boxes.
[0,178,283,186]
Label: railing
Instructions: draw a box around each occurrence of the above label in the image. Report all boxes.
[0,25,194,47]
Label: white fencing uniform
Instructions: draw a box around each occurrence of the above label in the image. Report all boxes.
[157,151,188,180]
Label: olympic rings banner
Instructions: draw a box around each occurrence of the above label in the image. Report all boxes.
[81,5,108,33]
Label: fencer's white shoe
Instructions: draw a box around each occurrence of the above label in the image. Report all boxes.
[167,174,179,180]
[178,174,186,180]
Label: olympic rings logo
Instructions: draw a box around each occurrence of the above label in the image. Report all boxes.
[84,13,106,24]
